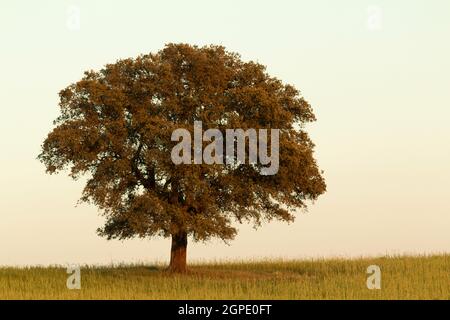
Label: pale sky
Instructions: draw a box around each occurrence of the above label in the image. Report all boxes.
[0,0,449,265]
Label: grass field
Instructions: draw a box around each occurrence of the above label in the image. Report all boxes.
[0,255,448,300]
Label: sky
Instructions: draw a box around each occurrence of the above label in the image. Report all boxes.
[0,0,449,265]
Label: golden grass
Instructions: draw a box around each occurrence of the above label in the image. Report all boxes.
[0,254,448,299]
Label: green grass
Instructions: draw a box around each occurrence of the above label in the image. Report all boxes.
[0,255,448,299]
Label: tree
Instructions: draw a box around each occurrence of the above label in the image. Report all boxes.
[38,43,326,272]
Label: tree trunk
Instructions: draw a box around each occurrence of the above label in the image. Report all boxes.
[168,231,187,273]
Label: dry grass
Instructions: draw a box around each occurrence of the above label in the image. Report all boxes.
[0,254,448,299]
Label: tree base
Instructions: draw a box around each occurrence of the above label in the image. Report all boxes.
[166,265,188,273]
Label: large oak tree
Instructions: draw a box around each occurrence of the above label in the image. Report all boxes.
[39,43,326,272]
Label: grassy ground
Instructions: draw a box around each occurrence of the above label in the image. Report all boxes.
[0,255,448,299]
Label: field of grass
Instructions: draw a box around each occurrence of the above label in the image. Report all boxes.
[0,255,448,300]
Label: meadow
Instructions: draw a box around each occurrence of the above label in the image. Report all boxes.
[0,255,448,300]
